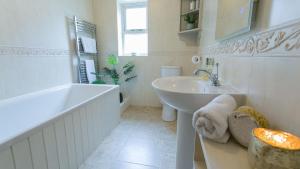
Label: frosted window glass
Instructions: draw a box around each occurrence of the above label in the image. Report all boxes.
[126,7,147,30]
[124,33,148,55]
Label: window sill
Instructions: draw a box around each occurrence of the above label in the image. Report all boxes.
[119,55,148,57]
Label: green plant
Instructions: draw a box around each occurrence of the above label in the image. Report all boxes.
[123,62,137,82]
[184,14,196,24]
[91,78,106,84]
[92,54,137,85]
[107,54,119,66]
[103,67,120,85]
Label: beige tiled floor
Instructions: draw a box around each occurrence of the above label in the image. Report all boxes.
[79,106,177,169]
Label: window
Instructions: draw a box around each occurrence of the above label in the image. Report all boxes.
[118,1,148,56]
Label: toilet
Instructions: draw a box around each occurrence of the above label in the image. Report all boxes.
[160,66,182,121]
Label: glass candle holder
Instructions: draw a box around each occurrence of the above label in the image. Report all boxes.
[248,128,300,169]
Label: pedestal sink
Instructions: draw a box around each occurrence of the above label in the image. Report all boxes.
[152,76,245,169]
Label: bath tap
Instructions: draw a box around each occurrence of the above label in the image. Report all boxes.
[193,63,221,86]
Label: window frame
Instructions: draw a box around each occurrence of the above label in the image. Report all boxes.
[120,2,148,56]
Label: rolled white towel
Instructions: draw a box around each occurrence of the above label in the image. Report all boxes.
[192,94,237,143]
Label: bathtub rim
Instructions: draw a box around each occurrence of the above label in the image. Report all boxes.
[0,83,119,152]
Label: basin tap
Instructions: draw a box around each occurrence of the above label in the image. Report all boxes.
[193,63,221,86]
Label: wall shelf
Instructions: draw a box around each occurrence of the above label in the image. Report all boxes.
[179,0,202,35]
[194,134,252,169]
[181,8,199,16]
[178,28,200,34]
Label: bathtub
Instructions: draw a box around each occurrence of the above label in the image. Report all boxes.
[0,84,120,169]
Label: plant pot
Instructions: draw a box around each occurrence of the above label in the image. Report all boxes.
[119,92,124,103]
[186,23,195,30]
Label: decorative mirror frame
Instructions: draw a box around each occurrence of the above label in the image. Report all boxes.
[215,0,258,41]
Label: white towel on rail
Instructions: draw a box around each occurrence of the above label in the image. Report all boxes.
[85,60,96,84]
[192,94,237,143]
[81,36,97,54]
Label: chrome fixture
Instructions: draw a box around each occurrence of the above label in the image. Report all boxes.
[74,16,99,84]
[193,63,220,86]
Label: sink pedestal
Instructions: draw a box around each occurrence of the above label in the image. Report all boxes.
[176,111,195,169]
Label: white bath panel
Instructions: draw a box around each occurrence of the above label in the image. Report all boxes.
[104,91,121,132]
[103,97,113,138]
[86,104,96,151]
[72,109,84,165]
[12,139,33,169]
[43,125,60,169]
[55,119,70,169]
[92,100,103,145]
[99,97,110,142]
[80,107,90,157]
[64,114,78,169]
[0,148,14,169]
[98,97,108,139]
[0,84,120,169]
[90,101,99,148]
[29,132,47,169]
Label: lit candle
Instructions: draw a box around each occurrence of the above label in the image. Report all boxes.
[254,128,300,150]
[248,128,300,169]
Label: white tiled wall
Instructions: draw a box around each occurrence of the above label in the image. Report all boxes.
[216,56,300,135]
[0,53,72,100]
[199,0,300,135]
[92,0,199,107]
[0,0,94,100]
[118,53,198,107]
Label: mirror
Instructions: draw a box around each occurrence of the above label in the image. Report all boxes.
[215,0,257,40]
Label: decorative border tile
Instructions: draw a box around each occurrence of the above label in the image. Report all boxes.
[0,46,73,56]
[202,19,300,57]
[149,50,197,56]
[0,46,196,57]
